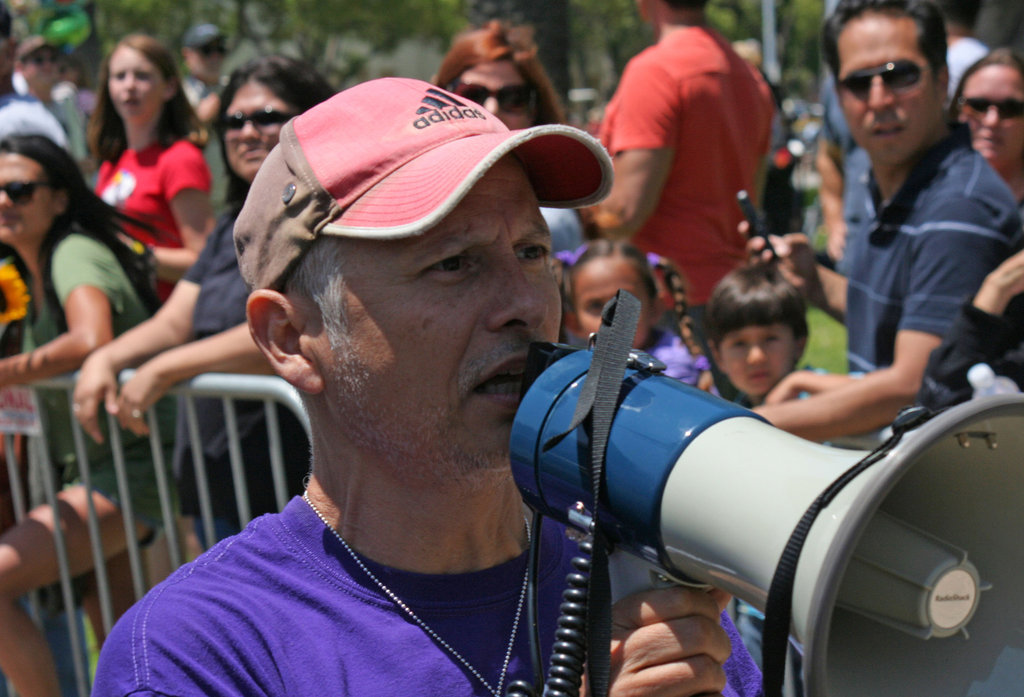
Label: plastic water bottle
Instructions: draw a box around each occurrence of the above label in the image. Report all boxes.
[967,363,1020,398]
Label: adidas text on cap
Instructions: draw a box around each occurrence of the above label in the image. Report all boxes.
[234,77,613,290]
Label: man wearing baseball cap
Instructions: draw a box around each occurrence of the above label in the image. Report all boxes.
[181,22,226,125]
[0,2,66,145]
[14,35,89,162]
[93,77,760,697]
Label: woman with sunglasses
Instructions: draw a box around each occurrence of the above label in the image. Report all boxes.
[75,56,334,549]
[917,50,1024,410]
[0,134,169,697]
[951,48,1024,217]
[89,34,215,303]
[434,21,584,252]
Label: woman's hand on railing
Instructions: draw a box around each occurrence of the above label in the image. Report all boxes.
[114,363,174,436]
[72,352,121,444]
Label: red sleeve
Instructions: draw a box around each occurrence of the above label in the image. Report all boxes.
[159,140,212,201]
[601,54,680,155]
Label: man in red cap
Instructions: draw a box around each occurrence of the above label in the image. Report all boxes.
[92,77,761,697]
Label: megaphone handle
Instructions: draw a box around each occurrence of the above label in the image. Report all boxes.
[609,550,711,602]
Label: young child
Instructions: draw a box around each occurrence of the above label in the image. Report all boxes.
[705,263,811,676]
[705,264,809,407]
[557,239,712,388]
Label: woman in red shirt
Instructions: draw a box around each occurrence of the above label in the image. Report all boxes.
[89,33,214,301]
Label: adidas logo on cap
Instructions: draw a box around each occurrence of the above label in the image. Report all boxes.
[412,88,489,130]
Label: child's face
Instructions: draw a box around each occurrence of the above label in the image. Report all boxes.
[711,323,805,403]
[565,256,660,348]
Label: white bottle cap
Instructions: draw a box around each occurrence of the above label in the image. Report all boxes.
[967,363,995,389]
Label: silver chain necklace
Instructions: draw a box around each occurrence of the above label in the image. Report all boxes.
[303,491,530,697]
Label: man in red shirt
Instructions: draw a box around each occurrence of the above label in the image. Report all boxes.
[596,0,774,347]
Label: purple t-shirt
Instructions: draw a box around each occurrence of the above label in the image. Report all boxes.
[93,496,761,696]
[647,327,708,386]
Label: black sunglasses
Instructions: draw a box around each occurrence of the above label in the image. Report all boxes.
[838,60,924,100]
[220,106,295,131]
[449,81,535,113]
[23,52,57,66]
[959,96,1024,120]
[0,181,50,205]
[199,43,227,56]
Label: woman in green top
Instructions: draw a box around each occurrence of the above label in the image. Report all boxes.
[0,134,164,697]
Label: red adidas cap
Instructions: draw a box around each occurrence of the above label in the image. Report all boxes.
[234,77,613,290]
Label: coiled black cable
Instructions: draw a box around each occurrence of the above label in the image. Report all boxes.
[506,534,594,697]
[544,538,592,697]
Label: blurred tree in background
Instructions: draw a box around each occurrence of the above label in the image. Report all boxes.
[466,0,570,97]
[91,0,464,84]
[706,0,824,96]
[82,0,827,98]
[55,0,1024,114]
[24,0,1024,107]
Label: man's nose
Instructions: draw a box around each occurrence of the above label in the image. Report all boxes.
[485,259,554,333]
[866,75,897,109]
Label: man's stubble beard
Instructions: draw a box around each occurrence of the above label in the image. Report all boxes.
[321,313,513,492]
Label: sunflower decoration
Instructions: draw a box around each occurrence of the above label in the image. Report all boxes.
[0,260,30,324]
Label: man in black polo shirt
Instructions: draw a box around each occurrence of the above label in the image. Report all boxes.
[751,0,1020,443]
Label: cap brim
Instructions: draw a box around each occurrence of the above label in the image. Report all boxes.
[321,124,612,240]
[16,36,50,60]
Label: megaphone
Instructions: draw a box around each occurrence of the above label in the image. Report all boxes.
[510,343,1024,697]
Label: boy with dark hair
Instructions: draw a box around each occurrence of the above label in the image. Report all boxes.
[706,264,808,407]
[706,263,810,684]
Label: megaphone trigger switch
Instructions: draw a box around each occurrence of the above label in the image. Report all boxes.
[626,349,666,374]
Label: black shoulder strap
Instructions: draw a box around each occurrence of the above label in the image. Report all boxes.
[544,290,641,697]
[759,406,933,696]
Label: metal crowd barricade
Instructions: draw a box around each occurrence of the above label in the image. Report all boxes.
[1,371,309,697]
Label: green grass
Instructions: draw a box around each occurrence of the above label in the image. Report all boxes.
[799,214,849,375]
[801,306,847,374]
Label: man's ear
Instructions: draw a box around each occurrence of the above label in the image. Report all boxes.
[246,289,325,395]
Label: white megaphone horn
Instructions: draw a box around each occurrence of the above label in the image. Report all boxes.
[510,342,1024,697]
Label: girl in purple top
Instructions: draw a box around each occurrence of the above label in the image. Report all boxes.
[558,239,713,389]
